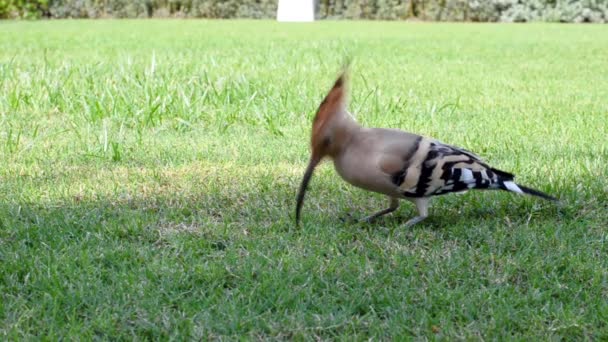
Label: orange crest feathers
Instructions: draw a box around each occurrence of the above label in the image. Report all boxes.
[312,70,348,142]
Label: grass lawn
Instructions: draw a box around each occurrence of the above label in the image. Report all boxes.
[1,19,607,339]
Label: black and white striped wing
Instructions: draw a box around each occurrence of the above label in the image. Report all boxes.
[394,138,510,198]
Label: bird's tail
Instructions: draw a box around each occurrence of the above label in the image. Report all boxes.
[498,179,557,201]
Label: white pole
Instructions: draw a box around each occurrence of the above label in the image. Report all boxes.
[277,0,315,22]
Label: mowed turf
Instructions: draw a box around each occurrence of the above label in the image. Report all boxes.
[1,20,607,339]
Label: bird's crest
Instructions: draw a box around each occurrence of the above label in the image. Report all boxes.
[311,68,349,146]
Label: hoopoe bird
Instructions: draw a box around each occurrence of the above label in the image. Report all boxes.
[295,68,557,227]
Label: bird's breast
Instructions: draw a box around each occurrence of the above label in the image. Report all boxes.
[332,153,401,197]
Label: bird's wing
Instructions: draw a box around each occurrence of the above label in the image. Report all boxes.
[381,137,513,198]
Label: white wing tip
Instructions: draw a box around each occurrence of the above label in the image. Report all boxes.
[503,181,524,194]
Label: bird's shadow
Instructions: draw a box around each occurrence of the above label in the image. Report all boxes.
[338,195,567,232]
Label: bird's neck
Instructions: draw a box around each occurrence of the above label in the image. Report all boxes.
[328,114,361,158]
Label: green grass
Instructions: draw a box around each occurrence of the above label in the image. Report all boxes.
[1,19,607,339]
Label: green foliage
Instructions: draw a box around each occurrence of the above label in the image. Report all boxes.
[47,0,150,18]
[495,0,608,22]
[317,0,608,22]
[43,0,278,19]
[1,0,607,21]
[0,0,48,19]
[189,0,276,19]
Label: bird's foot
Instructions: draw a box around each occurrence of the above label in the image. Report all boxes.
[404,215,427,228]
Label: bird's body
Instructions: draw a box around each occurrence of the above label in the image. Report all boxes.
[333,127,420,198]
[295,69,556,227]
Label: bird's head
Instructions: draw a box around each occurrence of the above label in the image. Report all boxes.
[296,69,350,225]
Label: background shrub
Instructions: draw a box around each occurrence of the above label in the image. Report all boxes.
[1,0,607,22]
[1,0,48,18]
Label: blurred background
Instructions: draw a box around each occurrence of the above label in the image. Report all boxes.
[2,0,607,23]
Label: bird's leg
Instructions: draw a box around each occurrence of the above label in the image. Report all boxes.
[360,197,399,223]
[404,198,430,227]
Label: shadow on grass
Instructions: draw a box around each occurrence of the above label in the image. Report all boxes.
[1,181,605,339]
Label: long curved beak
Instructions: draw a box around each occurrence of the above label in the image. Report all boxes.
[295,156,321,226]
